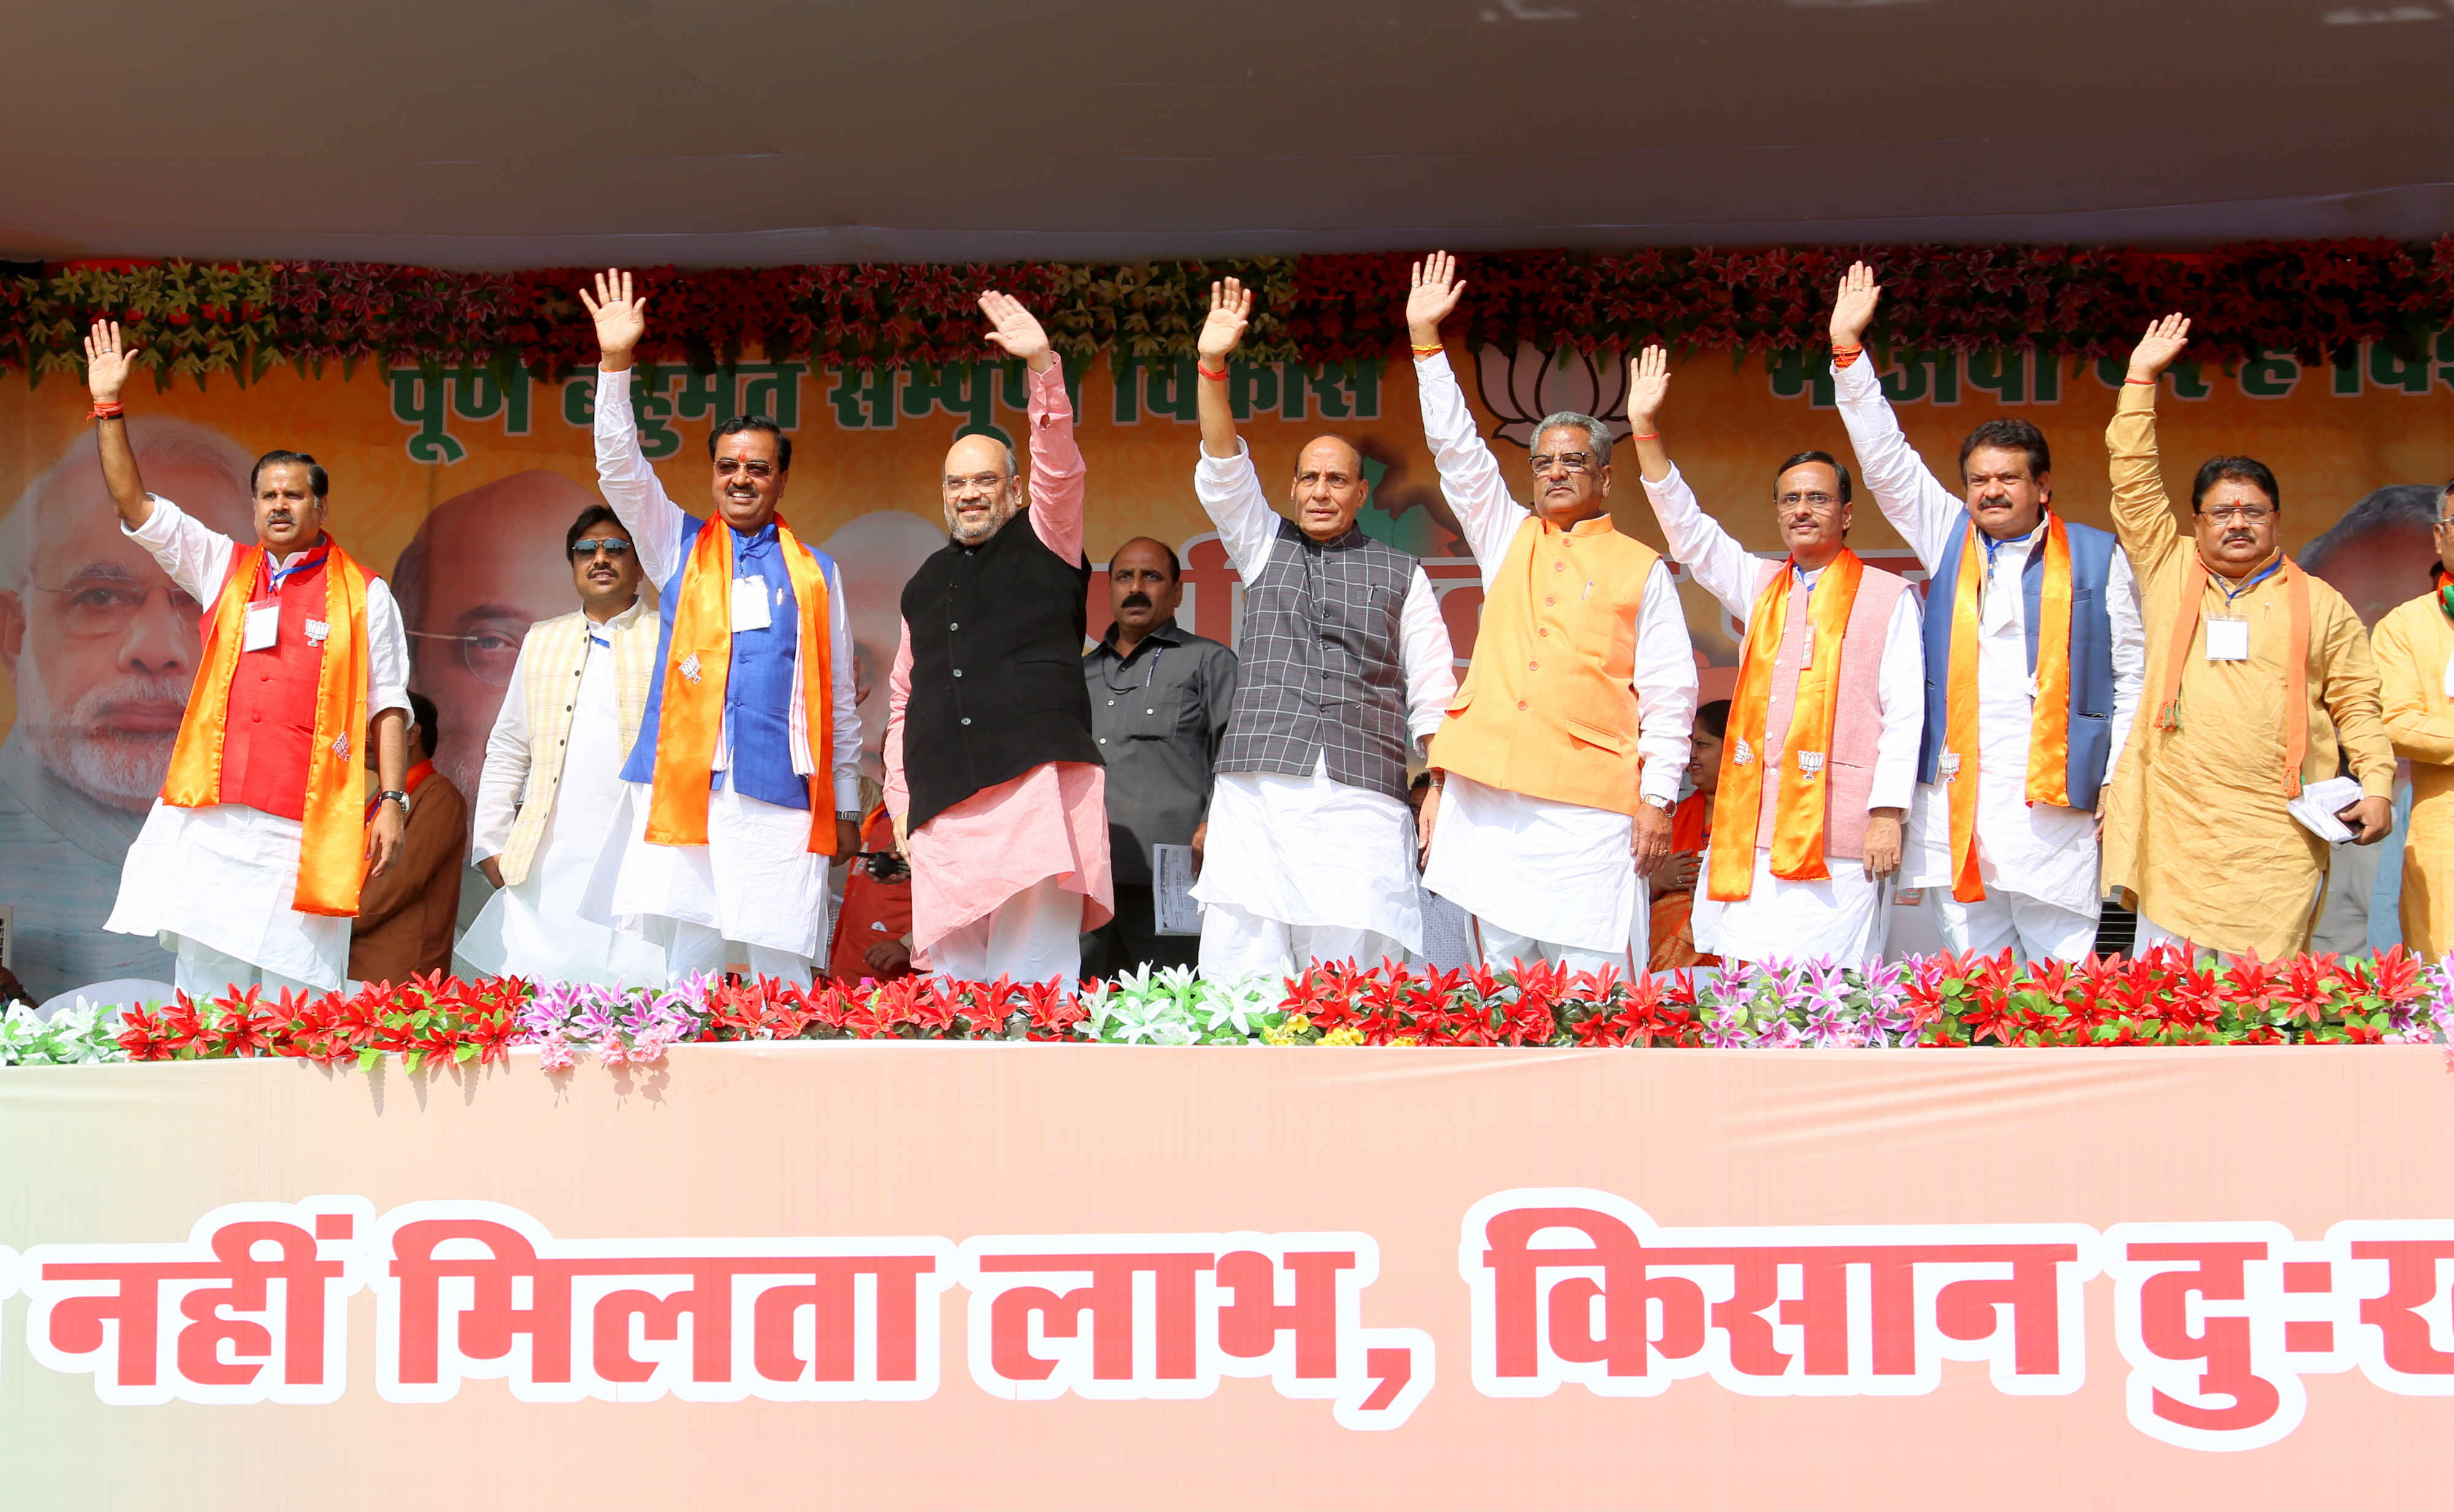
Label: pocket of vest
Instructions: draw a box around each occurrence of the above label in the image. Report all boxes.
[1444,688,1473,716]
[1564,717,1632,755]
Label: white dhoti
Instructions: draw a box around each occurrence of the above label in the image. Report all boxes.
[585,778,831,979]
[458,804,666,990]
[1691,848,1889,967]
[1422,772,1642,972]
[1193,761,1423,980]
[106,800,352,992]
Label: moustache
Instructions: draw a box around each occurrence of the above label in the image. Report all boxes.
[1120,593,1153,610]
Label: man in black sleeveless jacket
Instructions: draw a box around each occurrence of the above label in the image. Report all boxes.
[882,293,1112,985]
[1185,280,1458,982]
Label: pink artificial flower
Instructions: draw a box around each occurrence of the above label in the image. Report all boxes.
[629,1029,672,1065]
[536,1037,576,1072]
[597,1035,631,1067]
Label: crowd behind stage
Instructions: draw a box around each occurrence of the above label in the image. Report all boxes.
[2,255,2448,1016]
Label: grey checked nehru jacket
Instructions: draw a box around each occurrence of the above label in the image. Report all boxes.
[1214,518,1416,799]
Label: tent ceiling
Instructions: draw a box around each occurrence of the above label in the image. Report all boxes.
[4,0,2448,269]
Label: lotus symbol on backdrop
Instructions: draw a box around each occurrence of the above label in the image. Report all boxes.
[1471,343,1633,451]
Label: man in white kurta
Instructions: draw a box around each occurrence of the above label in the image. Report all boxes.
[1828,263,2145,962]
[456,510,667,988]
[1188,278,1457,978]
[107,494,413,994]
[1626,341,1924,967]
[577,271,863,986]
[1405,255,1697,972]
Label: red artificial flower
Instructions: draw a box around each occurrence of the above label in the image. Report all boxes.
[113,1005,172,1062]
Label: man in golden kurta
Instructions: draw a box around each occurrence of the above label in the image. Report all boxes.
[2370,488,2454,961]
[2101,315,2396,961]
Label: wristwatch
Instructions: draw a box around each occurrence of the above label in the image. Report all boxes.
[377,789,412,816]
[1642,794,1676,813]
[835,810,863,823]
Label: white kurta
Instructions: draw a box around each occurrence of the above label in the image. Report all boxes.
[1831,353,2147,917]
[1641,464,1925,965]
[1409,351,1698,952]
[585,365,863,961]
[457,603,666,986]
[1187,442,1456,953]
[103,496,412,990]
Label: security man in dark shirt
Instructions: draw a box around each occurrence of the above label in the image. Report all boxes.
[1081,537,1237,975]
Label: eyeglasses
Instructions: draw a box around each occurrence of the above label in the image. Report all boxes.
[27,578,202,639]
[569,538,634,561]
[2198,505,2274,525]
[1529,452,1599,476]
[1777,492,1842,512]
[713,458,776,479]
[407,618,529,688]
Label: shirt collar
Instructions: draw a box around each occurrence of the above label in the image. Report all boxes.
[1098,617,1187,658]
[1540,512,1618,539]
[1980,516,2047,570]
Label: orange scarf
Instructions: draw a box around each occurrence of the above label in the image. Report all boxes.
[644,515,839,855]
[2151,550,2310,799]
[1708,550,1864,902]
[1942,517,2075,902]
[163,539,374,916]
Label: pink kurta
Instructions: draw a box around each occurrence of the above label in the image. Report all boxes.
[882,361,1114,955]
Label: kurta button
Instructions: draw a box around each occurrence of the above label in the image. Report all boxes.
[252,711,262,722]
[949,622,958,631]
[961,717,972,726]
[1545,596,1555,605]
[1516,700,1528,711]
[1553,562,1565,572]
[1098,736,1107,745]
[1539,627,1549,637]
[952,668,963,678]
[1528,660,1539,670]
[1107,699,1115,705]
[1145,708,1155,715]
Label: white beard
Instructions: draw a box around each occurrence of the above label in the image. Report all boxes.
[14,651,186,812]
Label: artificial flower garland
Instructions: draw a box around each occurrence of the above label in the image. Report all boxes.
[2,950,2448,1072]
[9,238,2453,385]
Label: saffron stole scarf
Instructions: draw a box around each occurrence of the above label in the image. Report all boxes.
[1942,516,2076,903]
[2151,549,2311,799]
[644,515,840,855]
[163,539,374,916]
[1707,550,1864,902]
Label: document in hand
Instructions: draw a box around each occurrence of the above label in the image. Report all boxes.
[2286,775,2366,845]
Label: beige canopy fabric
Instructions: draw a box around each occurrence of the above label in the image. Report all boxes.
[4,0,2450,269]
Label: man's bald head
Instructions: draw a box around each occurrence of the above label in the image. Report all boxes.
[395,469,609,799]
[1287,433,1370,543]
[941,431,1025,547]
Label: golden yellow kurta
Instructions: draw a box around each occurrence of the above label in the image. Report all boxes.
[2098,383,2398,959]
[2373,591,2454,961]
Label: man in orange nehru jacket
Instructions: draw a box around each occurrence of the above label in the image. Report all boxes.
[81,321,413,997]
[1402,253,1698,973]
[1627,347,1925,968]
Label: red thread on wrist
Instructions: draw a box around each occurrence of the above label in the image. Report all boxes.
[1627,432,1660,440]
[1831,344,1864,369]
[1196,363,1229,382]
[2125,377,2157,385]
[89,402,125,420]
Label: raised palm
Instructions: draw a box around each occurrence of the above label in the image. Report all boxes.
[1829,261,1882,348]
[579,267,649,357]
[1627,346,1672,428]
[1198,278,1253,362]
[979,290,1051,366]
[1406,251,1466,334]
[2128,313,2192,378]
[82,320,140,402]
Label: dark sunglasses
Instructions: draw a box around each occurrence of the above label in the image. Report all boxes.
[569,538,635,560]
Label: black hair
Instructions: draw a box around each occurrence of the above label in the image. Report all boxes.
[251,450,329,499]
[1112,536,1182,580]
[565,503,623,554]
[708,415,791,471]
[2190,456,2280,512]
[1773,450,1852,504]
[1957,418,2051,480]
[407,689,440,760]
[1694,699,1731,742]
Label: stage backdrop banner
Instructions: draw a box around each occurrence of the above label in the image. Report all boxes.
[1,1044,2452,1509]
[4,341,2452,999]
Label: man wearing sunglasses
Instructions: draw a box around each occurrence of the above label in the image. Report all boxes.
[456,505,667,986]
[2102,315,2396,962]
[579,269,864,988]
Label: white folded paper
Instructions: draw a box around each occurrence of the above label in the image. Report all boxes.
[2287,775,2365,845]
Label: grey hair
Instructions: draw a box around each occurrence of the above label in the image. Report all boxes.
[1532,411,1615,465]
[2297,485,2447,572]
[0,417,255,593]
